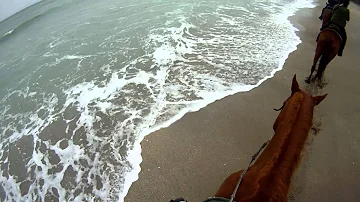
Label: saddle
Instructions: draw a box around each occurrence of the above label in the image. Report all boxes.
[318,23,343,42]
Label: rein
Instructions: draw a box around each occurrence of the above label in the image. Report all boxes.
[274,102,285,111]
[274,95,292,111]
[229,140,270,202]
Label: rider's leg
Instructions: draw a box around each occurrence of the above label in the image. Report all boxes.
[338,28,347,56]
[319,7,325,20]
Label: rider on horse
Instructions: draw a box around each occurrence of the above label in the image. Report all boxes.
[321,0,350,56]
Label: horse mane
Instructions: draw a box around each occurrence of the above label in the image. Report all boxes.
[242,92,307,201]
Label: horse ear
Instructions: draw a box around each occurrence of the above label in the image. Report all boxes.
[291,74,300,93]
[313,94,328,106]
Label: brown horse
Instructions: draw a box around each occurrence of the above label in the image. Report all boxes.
[305,27,342,84]
[322,8,333,26]
[212,75,327,202]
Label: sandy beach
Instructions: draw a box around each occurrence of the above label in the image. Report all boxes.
[125,1,360,201]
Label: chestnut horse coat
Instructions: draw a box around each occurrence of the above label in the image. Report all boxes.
[214,75,327,202]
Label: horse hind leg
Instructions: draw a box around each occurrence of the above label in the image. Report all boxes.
[305,65,317,84]
[315,44,337,87]
[306,44,322,83]
[315,55,326,80]
[314,56,330,88]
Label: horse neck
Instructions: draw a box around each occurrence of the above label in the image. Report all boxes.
[240,92,315,201]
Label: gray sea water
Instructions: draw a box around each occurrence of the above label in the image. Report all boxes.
[0,0,314,201]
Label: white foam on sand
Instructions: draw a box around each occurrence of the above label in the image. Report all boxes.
[1,29,14,38]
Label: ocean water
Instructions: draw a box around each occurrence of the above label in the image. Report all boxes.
[0,0,315,201]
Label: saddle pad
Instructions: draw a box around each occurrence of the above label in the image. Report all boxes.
[322,25,343,41]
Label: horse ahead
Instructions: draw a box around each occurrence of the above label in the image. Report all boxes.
[305,26,341,84]
[213,75,327,202]
[306,0,350,84]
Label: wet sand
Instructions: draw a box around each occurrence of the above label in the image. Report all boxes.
[125,1,360,201]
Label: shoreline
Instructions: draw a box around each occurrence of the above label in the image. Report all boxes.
[124,1,320,201]
[120,0,318,201]
[121,0,317,200]
[125,0,360,202]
